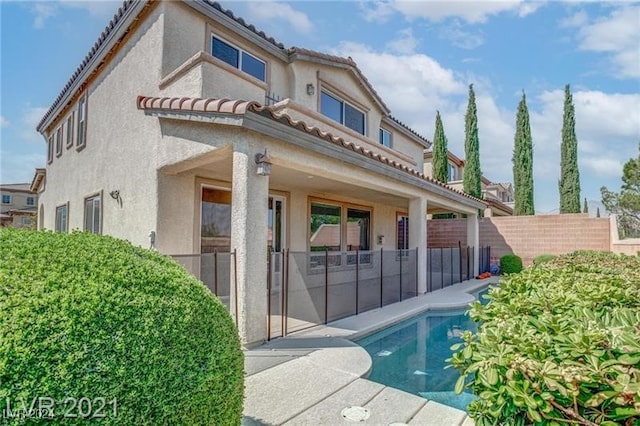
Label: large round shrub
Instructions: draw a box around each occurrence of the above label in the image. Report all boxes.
[499,254,523,274]
[0,229,243,425]
[533,253,556,266]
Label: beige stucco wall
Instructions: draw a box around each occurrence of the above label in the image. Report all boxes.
[38,5,166,248]
[1,190,36,210]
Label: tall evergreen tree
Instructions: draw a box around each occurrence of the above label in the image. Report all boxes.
[583,198,589,214]
[512,91,535,215]
[463,84,482,199]
[432,111,449,183]
[596,207,601,218]
[559,84,581,213]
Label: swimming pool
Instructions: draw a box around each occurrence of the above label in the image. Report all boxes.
[355,288,491,411]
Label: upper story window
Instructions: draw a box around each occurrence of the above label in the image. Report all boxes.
[320,91,365,135]
[55,126,63,157]
[379,128,392,148]
[1,195,11,204]
[66,113,74,149]
[77,93,87,150]
[211,35,266,82]
[448,163,457,181]
[26,197,35,206]
[47,136,53,164]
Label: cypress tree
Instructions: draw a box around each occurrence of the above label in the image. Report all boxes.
[512,91,535,215]
[559,84,581,213]
[583,198,589,214]
[596,207,601,218]
[432,111,449,183]
[463,84,482,199]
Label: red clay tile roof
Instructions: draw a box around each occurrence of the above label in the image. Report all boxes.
[137,95,485,207]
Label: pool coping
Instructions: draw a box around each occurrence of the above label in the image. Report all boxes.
[243,276,499,425]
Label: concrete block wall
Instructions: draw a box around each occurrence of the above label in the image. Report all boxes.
[428,214,611,266]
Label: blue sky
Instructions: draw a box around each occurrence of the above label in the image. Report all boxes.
[1,1,639,213]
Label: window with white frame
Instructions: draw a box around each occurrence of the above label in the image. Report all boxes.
[320,90,366,135]
[84,194,101,234]
[77,94,87,149]
[26,197,35,206]
[66,113,74,149]
[448,163,457,181]
[379,128,392,148]
[55,204,68,232]
[55,126,63,157]
[1,194,11,204]
[211,35,266,82]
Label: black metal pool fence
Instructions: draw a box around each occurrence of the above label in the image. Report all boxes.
[170,246,490,340]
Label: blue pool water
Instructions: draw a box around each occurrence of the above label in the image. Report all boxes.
[356,288,491,411]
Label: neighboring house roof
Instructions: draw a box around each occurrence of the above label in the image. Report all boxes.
[483,197,513,216]
[0,183,34,193]
[424,150,464,167]
[137,95,486,207]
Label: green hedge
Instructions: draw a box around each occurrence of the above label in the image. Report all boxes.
[533,253,556,266]
[0,229,243,425]
[449,251,640,425]
[500,254,523,274]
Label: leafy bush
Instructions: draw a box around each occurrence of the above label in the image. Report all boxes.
[449,251,640,426]
[0,229,243,425]
[500,254,523,274]
[533,253,556,266]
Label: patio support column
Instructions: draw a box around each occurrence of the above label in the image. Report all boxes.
[230,141,269,346]
[409,196,428,294]
[467,213,480,277]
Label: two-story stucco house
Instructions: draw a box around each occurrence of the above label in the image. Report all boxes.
[0,183,38,228]
[33,0,486,345]
[423,150,513,217]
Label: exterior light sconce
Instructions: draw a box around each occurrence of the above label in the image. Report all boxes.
[109,189,123,207]
[306,83,315,96]
[255,150,272,176]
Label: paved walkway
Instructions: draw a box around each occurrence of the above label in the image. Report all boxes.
[243,277,500,426]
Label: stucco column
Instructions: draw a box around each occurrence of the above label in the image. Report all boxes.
[467,213,480,277]
[230,141,269,346]
[409,196,428,294]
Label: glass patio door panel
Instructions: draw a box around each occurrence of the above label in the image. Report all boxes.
[201,188,231,253]
[268,195,286,340]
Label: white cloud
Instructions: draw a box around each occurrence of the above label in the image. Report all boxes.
[385,28,419,54]
[60,0,121,17]
[559,10,588,28]
[0,117,9,128]
[440,20,485,49]
[330,40,639,212]
[30,3,56,29]
[0,150,45,185]
[27,1,121,29]
[573,5,640,79]
[363,0,542,24]
[245,1,313,34]
[359,1,396,23]
[20,106,49,143]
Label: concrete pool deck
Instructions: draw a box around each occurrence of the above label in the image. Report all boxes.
[243,276,500,425]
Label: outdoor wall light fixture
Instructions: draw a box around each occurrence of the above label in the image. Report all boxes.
[110,190,123,207]
[306,83,315,96]
[255,149,272,176]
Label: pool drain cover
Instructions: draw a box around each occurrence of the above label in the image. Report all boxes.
[341,406,370,422]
